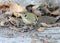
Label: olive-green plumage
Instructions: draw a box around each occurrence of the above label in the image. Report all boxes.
[19,13,38,25]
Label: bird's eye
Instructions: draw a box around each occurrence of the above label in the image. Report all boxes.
[25,15,27,17]
[25,15,28,18]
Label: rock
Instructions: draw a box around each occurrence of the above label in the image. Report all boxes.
[0,2,10,13]
[39,5,51,16]
[51,23,60,27]
[10,26,33,32]
[4,11,12,18]
[26,4,44,17]
[37,27,44,32]
[0,10,2,14]
[31,33,36,37]
[31,40,36,43]
[0,14,5,19]
[13,12,22,17]
[0,2,26,17]
[0,2,9,7]
[48,3,59,12]
[9,2,26,12]
[37,16,57,28]
[32,9,42,17]
[38,16,56,24]
[8,17,20,27]
[55,16,60,22]
[0,21,5,26]
[40,23,48,27]
[0,19,11,27]
[40,23,52,27]
[21,26,31,32]
[9,2,26,17]
[4,11,12,16]
[32,4,51,17]
[43,40,48,43]
[51,9,60,16]
[4,21,11,26]
[26,4,34,12]
[9,26,20,31]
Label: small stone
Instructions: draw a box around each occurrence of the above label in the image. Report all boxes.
[43,40,48,43]
[4,11,12,16]
[31,40,36,43]
[8,17,20,27]
[31,33,36,37]
[37,27,44,32]
[51,9,60,16]
[40,23,48,26]
[40,23,52,27]
[51,23,60,27]
[0,21,5,26]
[0,10,2,14]
[9,17,16,25]
[26,4,34,12]
[9,2,26,17]
[38,16,56,24]
[22,26,30,32]
[55,16,60,22]
[32,9,42,17]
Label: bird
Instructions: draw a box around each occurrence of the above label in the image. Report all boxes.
[18,12,38,25]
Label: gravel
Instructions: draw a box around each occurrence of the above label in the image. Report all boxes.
[0,0,60,43]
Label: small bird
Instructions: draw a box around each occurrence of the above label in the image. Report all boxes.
[18,13,38,25]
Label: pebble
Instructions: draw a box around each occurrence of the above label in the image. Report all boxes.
[4,11,12,16]
[51,9,60,16]
[31,33,36,37]
[8,17,20,27]
[22,26,30,32]
[40,23,52,27]
[51,23,60,27]
[0,21,5,26]
[38,16,56,24]
[37,27,44,32]
[0,10,2,14]
[31,40,36,43]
